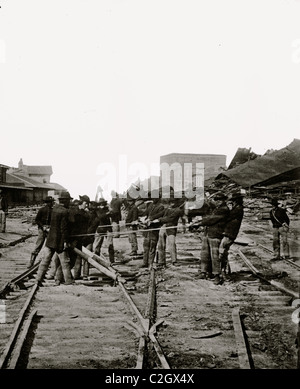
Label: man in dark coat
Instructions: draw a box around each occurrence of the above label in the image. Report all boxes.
[270,198,290,260]
[28,196,54,268]
[110,191,122,238]
[125,198,139,256]
[219,192,244,274]
[35,191,74,286]
[157,197,184,267]
[91,198,115,262]
[142,194,165,268]
[68,195,91,279]
[197,192,229,285]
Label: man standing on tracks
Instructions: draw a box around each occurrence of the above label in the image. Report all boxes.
[270,197,290,261]
[157,196,185,268]
[68,195,91,279]
[0,189,8,233]
[219,191,244,277]
[196,191,229,285]
[92,198,115,263]
[27,196,55,268]
[35,191,74,286]
[142,191,165,269]
[125,197,139,256]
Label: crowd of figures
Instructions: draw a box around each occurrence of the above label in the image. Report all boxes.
[28,187,291,287]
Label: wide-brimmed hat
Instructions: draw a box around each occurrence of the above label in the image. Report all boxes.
[58,191,73,200]
[79,195,90,203]
[98,198,108,206]
[44,196,54,203]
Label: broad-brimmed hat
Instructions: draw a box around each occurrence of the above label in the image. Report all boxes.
[44,196,54,203]
[79,195,90,203]
[98,198,108,206]
[58,191,73,200]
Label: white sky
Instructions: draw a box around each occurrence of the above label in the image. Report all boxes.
[1,0,300,200]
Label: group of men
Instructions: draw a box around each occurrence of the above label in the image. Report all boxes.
[29,186,291,287]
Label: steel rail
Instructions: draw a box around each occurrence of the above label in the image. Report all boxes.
[236,249,298,299]
[0,261,40,299]
[0,284,38,369]
[257,243,300,270]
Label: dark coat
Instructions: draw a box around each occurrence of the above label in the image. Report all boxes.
[160,206,183,235]
[89,207,112,234]
[110,197,122,223]
[126,203,139,224]
[46,204,70,253]
[201,203,229,239]
[68,206,90,247]
[35,204,53,228]
[145,201,165,229]
[223,204,244,241]
[270,207,290,228]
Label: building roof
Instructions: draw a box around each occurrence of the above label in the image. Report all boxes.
[6,172,56,190]
[216,138,300,188]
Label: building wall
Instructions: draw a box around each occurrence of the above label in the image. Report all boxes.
[160,153,226,192]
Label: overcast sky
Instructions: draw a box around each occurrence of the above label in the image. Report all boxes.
[1,0,300,200]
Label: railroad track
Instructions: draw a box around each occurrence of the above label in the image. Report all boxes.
[0,230,299,370]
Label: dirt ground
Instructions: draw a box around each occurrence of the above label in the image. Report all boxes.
[1,207,299,370]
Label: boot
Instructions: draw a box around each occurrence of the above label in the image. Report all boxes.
[108,244,115,264]
[27,253,37,268]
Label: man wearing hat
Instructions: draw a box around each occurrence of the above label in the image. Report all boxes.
[68,195,91,279]
[27,196,54,268]
[35,190,75,286]
[91,198,115,263]
[197,191,229,285]
[157,196,185,267]
[270,198,290,260]
[125,197,139,256]
[219,191,244,275]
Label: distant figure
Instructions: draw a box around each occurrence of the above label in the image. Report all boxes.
[35,191,75,286]
[28,196,55,268]
[270,198,290,260]
[0,189,8,233]
[219,192,244,276]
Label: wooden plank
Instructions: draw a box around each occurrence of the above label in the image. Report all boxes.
[232,307,251,369]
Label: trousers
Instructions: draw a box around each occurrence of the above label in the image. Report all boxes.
[0,210,6,232]
[143,230,159,267]
[36,246,74,284]
[200,236,221,275]
[273,226,289,259]
[157,225,177,265]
